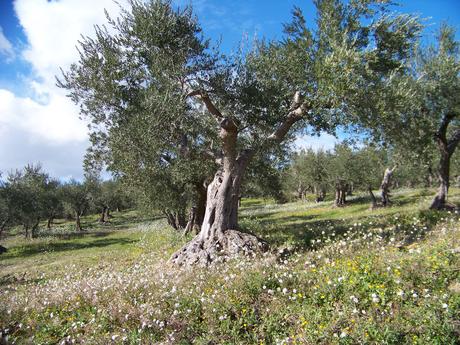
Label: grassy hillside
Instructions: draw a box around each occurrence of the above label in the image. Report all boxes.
[1,189,460,344]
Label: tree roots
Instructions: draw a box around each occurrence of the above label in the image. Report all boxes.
[170,229,269,266]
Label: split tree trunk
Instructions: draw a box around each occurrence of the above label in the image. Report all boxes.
[381,166,396,207]
[170,118,268,266]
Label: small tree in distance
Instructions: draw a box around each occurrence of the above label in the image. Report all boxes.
[62,180,90,232]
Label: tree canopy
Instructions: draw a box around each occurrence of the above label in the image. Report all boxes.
[58,0,425,265]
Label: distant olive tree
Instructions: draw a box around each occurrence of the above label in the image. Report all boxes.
[4,165,52,238]
[62,180,90,232]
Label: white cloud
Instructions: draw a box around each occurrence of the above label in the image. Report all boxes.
[14,0,128,89]
[0,26,14,59]
[0,89,87,144]
[294,133,338,152]
[0,0,130,178]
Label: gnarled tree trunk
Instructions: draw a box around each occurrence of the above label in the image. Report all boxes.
[430,112,460,210]
[183,206,197,236]
[171,90,306,266]
[99,206,110,223]
[170,117,268,266]
[334,180,348,206]
[164,209,187,230]
[430,118,460,210]
[381,166,396,207]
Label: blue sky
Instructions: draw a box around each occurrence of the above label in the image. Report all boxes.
[0,0,459,180]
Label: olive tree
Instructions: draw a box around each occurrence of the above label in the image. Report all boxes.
[59,0,421,265]
[61,180,90,232]
[361,25,459,210]
[286,148,330,201]
[4,165,51,238]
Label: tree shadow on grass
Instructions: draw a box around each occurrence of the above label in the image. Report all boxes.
[0,236,138,260]
[242,217,351,249]
[240,192,445,251]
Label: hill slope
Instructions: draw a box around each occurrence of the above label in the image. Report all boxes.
[1,189,460,344]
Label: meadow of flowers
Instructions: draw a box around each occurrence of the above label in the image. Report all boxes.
[1,190,459,344]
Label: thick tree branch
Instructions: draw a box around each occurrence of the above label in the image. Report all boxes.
[267,91,309,144]
[186,89,224,120]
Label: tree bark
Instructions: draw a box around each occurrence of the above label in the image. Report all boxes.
[334,180,347,206]
[183,207,197,236]
[430,122,460,210]
[381,166,396,207]
[75,212,83,231]
[172,91,307,266]
[47,216,54,229]
[164,209,187,230]
[430,143,450,209]
[99,206,108,223]
[170,118,268,266]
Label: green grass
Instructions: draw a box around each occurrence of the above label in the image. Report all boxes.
[1,188,460,344]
